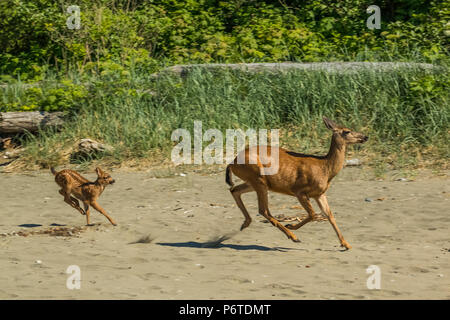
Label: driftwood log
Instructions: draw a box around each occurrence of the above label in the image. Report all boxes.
[0,111,64,133]
[152,62,442,78]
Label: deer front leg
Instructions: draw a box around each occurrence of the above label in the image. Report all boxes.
[89,201,117,226]
[315,194,351,250]
[83,202,91,226]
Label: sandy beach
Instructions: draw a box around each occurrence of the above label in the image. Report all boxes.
[0,168,448,299]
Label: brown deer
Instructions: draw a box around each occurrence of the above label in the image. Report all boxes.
[225,117,368,250]
[51,167,117,226]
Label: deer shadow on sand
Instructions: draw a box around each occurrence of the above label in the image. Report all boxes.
[156,234,306,252]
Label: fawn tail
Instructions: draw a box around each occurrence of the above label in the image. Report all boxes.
[50,167,57,176]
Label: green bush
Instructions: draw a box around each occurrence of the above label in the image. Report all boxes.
[0,79,88,112]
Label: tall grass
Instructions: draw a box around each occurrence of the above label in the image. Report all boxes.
[6,64,450,170]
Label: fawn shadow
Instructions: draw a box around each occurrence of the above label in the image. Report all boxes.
[18,224,43,228]
[18,223,67,228]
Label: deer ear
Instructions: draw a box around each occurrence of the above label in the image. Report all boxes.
[95,167,103,175]
[323,117,338,130]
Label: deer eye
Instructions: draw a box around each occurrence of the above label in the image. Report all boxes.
[343,131,350,135]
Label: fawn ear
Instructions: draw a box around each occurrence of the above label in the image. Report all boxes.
[323,117,339,130]
[95,167,103,176]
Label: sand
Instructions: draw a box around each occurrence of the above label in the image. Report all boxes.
[0,168,448,299]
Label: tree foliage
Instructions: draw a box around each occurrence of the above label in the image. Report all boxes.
[0,0,448,79]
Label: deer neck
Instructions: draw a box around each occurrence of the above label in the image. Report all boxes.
[325,134,346,180]
[94,179,106,194]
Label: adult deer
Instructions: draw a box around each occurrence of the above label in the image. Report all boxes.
[225,117,368,250]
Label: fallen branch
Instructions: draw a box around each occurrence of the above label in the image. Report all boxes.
[0,111,64,134]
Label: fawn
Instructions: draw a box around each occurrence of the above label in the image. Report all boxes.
[51,167,117,226]
[225,117,368,250]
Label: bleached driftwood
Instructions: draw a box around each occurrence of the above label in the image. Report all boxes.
[152,62,442,78]
[0,111,64,133]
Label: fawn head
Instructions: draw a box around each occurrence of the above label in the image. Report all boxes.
[323,117,368,145]
[95,167,115,186]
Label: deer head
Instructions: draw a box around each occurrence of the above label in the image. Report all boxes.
[95,167,115,186]
[323,117,368,145]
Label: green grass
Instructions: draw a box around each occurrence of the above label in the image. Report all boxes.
[2,64,449,171]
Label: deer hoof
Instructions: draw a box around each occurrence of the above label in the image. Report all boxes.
[240,221,251,231]
[290,236,300,243]
[341,241,352,250]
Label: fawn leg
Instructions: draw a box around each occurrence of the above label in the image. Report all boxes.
[90,201,117,226]
[83,202,91,226]
[315,194,351,250]
[253,183,300,243]
[285,193,316,230]
[59,189,85,215]
[230,182,254,230]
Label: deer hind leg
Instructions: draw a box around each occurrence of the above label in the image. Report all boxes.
[285,193,317,230]
[315,194,351,250]
[253,183,300,243]
[230,182,254,230]
[59,189,85,215]
[89,201,117,226]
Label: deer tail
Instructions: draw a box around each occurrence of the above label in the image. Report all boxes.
[225,165,235,190]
